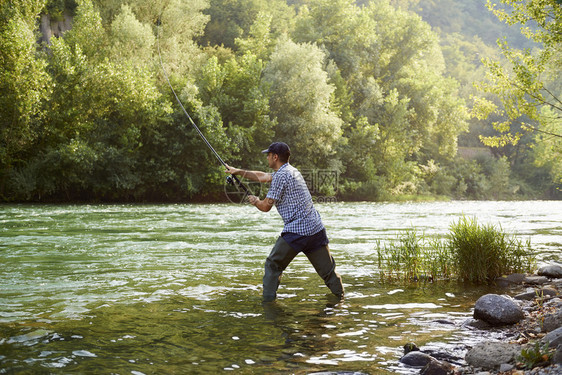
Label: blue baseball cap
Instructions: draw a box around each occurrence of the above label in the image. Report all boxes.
[261,142,290,156]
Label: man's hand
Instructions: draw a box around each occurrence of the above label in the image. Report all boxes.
[223,165,273,183]
[247,195,274,212]
[224,164,241,175]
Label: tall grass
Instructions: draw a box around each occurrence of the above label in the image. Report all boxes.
[449,216,535,283]
[376,229,453,282]
[376,229,421,280]
[376,216,535,284]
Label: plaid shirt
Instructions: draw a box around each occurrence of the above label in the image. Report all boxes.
[266,163,324,236]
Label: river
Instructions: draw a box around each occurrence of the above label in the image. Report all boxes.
[1,201,561,373]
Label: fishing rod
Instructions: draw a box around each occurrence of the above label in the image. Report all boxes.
[156,18,251,198]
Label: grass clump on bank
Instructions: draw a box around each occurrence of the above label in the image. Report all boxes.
[376,216,535,283]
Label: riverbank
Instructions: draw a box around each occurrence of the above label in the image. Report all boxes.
[399,265,562,375]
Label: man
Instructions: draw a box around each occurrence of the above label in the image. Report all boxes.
[225,142,344,303]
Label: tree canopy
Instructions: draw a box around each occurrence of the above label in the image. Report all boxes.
[0,0,559,202]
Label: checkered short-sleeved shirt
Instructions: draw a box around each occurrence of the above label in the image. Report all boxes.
[266,163,324,236]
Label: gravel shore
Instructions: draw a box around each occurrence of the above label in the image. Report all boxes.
[454,269,562,375]
[400,265,562,375]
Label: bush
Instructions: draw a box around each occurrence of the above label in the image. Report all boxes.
[449,216,535,283]
[376,216,535,284]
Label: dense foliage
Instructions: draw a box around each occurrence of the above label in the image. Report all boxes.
[0,0,559,202]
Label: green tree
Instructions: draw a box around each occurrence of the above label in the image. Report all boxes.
[0,0,50,190]
[199,0,294,51]
[42,33,170,199]
[152,0,209,81]
[474,0,561,186]
[292,0,378,79]
[6,0,179,201]
[367,1,468,159]
[65,0,107,59]
[109,4,155,66]
[45,0,77,20]
[198,53,275,168]
[234,11,275,59]
[292,0,468,197]
[262,37,343,167]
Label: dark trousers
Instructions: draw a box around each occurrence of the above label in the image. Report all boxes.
[263,236,344,302]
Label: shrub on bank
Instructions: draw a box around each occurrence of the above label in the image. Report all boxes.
[376,216,535,283]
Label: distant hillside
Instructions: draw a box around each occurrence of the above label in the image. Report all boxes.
[411,0,535,49]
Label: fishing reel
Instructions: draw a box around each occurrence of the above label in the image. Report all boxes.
[226,174,250,195]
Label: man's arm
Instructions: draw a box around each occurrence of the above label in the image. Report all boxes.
[225,165,272,183]
[248,195,275,212]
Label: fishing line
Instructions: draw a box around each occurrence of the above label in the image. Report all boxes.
[155,18,250,197]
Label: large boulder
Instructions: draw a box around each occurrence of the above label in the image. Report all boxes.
[473,294,524,325]
[465,341,521,370]
[495,273,527,287]
[538,264,562,278]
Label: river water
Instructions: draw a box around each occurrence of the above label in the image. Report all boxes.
[0,201,560,374]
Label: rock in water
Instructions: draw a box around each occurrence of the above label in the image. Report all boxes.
[553,344,562,365]
[473,294,524,325]
[514,288,558,301]
[403,342,419,354]
[399,351,433,367]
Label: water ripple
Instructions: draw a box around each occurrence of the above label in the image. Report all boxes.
[1,201,560,374]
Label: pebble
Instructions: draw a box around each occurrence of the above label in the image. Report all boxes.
[525,364,561,374]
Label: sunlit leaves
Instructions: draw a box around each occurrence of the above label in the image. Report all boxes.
[234,11,274,59]
[486,0,562,46]
[0,0,50,170]
[64,0,107,60]
[110,5,155,66]
[155,0,209,82]
[532,106,562,184]
[293,0,378,78]
[263,37,343,167]
[198,52,274,166]
[477,0,561,187]
[201,0,293,50]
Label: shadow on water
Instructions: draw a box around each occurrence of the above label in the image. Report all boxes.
[1,280,503,374]
[1,292,354,374]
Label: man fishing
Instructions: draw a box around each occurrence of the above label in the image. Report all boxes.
[158,27,343,303]
[225,142,344,303]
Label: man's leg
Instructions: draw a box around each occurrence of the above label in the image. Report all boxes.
[305,245,344,299]
[263,236,298,302]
